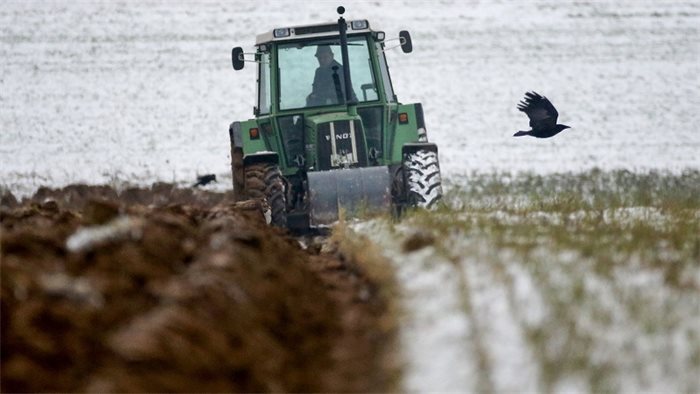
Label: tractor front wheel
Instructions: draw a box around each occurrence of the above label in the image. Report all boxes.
[403,149,443,209]
[244,162,287,227]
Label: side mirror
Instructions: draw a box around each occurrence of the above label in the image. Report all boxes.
[232,47,244,70]
[399,31,413,53]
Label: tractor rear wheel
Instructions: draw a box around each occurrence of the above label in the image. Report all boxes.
[403,149,443,209]
[245,162,287,227]
[231,147,245,202]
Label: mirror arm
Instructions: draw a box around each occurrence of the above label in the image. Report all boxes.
[380,37,407,52]
[239,52,268,64]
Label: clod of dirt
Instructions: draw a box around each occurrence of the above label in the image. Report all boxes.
[1,190,18,209]
[83,199,120,225]
[402,229,436,252]
[32,184,119,211]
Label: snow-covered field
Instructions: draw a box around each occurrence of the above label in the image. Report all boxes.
[358,217,700,392]
[2,1,699,196]
[2,1,699,392]
[352,171,700,392]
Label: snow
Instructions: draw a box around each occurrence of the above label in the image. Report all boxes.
[65,216,143,252]
[462,253,541,393]
[354,220,478,392]
[357,216,700,393]
[2,1,699,197]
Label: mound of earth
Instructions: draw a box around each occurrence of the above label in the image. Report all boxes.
[0,184,395,392]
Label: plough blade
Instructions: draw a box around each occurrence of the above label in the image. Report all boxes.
[308,166,392,226]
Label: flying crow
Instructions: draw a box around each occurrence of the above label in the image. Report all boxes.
[192,174,217,187]
[514,91,570,138]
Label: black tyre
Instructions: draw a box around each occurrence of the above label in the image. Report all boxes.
[403,149,443,209]
[245,162,287,227]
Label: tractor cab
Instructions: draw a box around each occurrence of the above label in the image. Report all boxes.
[260,27,389,111]
[229,7,441,232]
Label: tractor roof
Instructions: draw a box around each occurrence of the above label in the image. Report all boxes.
[255,19,375,46]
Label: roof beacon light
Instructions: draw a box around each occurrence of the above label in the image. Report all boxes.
[351,20,368,30]
[273,28,290,38]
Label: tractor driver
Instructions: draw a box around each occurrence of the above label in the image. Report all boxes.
[306,45,356,106]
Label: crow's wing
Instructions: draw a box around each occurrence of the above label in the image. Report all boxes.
[517,91,559,132]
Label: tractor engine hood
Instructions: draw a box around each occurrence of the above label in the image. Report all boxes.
[307,112,368,171]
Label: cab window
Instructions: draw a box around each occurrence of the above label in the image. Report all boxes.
[257,52,271,114]
[278,36,378,110]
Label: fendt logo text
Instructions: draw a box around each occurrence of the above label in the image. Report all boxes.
[325,133,351,141]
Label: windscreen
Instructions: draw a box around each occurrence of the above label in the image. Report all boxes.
[278,36,379,110]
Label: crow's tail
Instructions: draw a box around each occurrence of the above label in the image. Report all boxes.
[513,130,530,137]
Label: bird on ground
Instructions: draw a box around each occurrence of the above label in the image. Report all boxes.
[192,174,217,187]
[514,91,570,138]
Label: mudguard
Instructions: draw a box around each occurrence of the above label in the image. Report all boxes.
[243,151,279,166]
[402,142,438,155]
[308,166,392,226]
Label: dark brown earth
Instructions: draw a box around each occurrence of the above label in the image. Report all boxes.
[0,184,396,392]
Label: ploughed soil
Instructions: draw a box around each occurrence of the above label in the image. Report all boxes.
[0,184,396,392]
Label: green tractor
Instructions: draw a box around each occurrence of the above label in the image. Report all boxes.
[229,6,442,232]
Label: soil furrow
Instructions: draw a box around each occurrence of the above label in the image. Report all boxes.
[0,184,395,392]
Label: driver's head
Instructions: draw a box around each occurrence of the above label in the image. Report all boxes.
[315,45,334,67]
